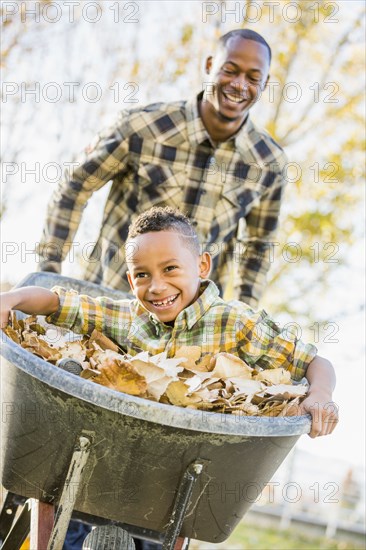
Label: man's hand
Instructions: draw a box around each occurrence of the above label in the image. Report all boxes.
[299,390,339,438]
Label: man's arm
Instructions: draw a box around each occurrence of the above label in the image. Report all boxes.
[0,287,60,328]
[37,112,131,273]
[299,355,339,438]
[236,170,285,308]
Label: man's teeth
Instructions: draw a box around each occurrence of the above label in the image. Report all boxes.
[224,92,245,103]
[152,295,178,306]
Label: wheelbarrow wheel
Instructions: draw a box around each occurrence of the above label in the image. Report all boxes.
[82,525,136,549]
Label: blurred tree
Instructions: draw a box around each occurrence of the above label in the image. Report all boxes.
[1,1,364,325]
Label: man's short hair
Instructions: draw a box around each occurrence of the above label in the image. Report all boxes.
[219,29,272,64]
[126,206,200,255]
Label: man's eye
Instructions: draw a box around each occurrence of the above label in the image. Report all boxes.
[223,67,235,74]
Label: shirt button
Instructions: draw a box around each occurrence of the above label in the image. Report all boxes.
[192,220,198,226]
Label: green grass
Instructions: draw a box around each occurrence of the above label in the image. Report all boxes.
[191,522,365,549]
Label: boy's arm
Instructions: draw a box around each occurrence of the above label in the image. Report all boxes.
[299,355,339,438]
[0,287,60,328]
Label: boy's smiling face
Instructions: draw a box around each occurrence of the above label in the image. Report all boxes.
[126,230,211,323]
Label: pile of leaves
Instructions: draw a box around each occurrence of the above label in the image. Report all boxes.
[4,314,308,416]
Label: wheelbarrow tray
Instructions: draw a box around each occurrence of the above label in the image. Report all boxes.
[0,273,311,543]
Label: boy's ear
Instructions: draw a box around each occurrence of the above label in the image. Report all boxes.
[199,252,212,279]
[126,271,136,293]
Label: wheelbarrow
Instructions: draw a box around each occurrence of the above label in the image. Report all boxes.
[0,272,311,549]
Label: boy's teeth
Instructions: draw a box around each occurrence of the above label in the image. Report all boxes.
[152,295,177,306]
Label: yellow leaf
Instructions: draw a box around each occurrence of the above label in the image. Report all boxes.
[212,353,253,379]
[255,368,291,385]
[93,358,147,396]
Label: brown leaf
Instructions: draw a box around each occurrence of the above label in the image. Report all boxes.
[165,380,203,406]
[21,333,62,362]
[255,368,291,385]
[29,323,46,335]
[10,310,21,330]
[194,354,215,372]
[3,326,21,344]
[212,353,253,379]
[92,358,147,396]
[80,367,101,380]
[261,384,308,397]
[175,345,201,366]
[88,329,119,352]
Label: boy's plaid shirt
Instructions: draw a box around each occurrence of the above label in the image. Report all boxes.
[48,280,316,382]
[38,93,287,308]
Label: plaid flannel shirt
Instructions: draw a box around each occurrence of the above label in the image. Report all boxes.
[48,280,316,381]
[38,92,287,308]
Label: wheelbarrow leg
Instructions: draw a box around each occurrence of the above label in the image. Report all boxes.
[162,460,206,550]
[46,434,92,550]
[172,537,190,550]
[30,500,55,550]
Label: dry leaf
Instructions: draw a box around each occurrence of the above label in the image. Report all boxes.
[255,368,291,385]
[262,384,307,397]
[3,326,21,344]
[21,333,62,362]
[59,340,86,362]
[212,353,253,379]
[88,329,119,352]
[165,380,202,406]
[92,358,147,396]
[175,346,201,369]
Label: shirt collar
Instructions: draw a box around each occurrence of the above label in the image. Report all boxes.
[186,92,212,147]
[179,279,220,329]
[186,91,254,149]
[134,280,221,334]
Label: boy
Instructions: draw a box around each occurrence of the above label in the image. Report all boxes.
[1,207,338,439]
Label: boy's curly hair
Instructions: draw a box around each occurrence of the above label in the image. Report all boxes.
[126,206,200,254]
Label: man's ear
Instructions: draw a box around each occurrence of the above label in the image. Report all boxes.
[262,73,270,90]
[199,252,212,279]
[126,271,136,294]
[205,56,213,74]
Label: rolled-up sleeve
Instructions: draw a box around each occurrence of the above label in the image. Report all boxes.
[236,309,318,381]
[46,286,133,343]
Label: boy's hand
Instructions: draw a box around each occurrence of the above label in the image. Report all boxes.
[0,293,16,329]
[0,287,60,329]
[299,390,339,438]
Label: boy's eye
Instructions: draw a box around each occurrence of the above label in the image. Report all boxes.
[165,265,178,272]
[135,272,148,278]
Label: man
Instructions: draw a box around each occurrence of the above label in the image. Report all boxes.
[38,29,287,309]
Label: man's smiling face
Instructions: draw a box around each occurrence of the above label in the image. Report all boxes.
[203,36,270,125]
[126,230,211,323]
